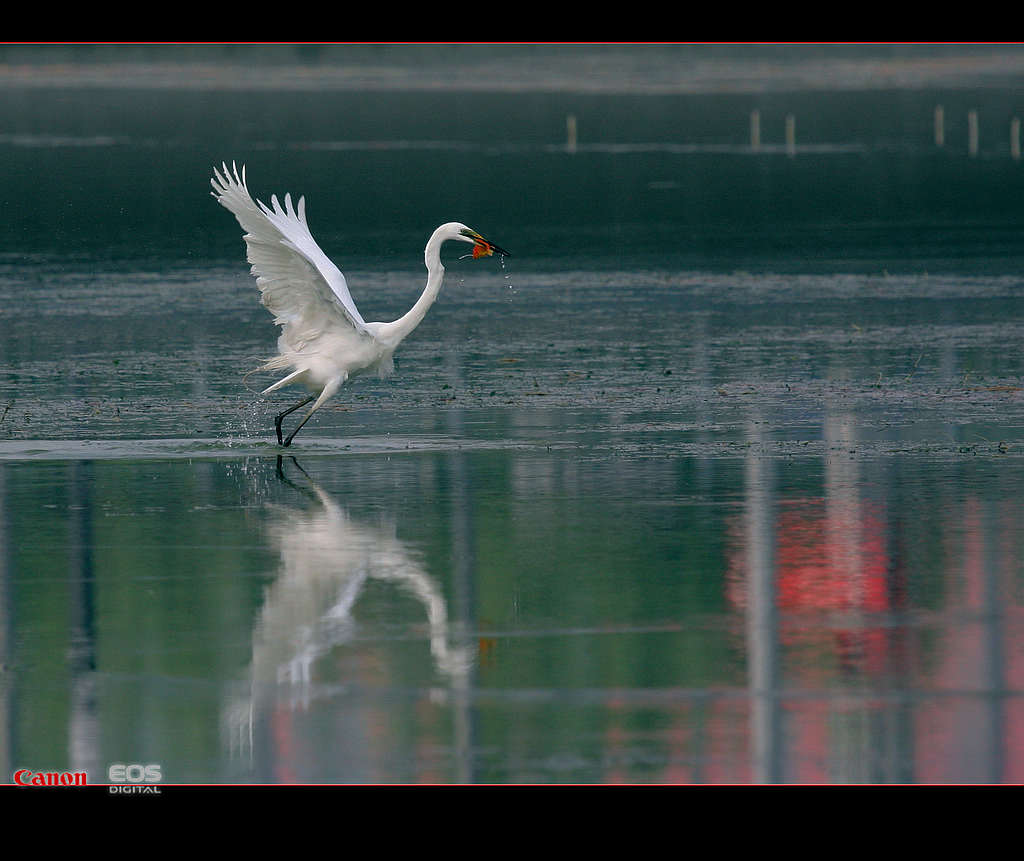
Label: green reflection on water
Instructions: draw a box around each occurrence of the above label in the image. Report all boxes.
[2,444,1023,783]
[3,65,1024,783]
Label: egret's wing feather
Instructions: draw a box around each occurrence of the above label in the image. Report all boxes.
[210,162,368,345]
[256,192,367,328]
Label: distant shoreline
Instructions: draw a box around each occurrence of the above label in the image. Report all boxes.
[2,45,1024,94]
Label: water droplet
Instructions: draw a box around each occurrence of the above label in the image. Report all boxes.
[500,256,516,296]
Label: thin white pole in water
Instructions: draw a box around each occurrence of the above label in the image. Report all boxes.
[934,104,945,147]
[968,110,979,157]
[1012,118,1021,160]
[566,114,577,154]
[785,114,795,157]
[750,109,761,151]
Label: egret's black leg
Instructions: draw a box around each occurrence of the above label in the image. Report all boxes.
[282,403,320,447]
[275,395,315,445]
[279,378,342,447]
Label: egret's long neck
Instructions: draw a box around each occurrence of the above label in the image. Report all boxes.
[379,228,447,345]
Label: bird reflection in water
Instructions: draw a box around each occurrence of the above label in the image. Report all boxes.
[224,456,472,760]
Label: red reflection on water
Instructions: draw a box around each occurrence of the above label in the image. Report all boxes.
[727,496,892,677]
[717,489,1024,784]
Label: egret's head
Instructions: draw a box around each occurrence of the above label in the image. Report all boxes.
[452,224,511,259]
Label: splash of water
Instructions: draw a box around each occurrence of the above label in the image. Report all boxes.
[222,398,267,446]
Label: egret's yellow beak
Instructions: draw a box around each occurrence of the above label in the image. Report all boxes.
[461,228,511,258]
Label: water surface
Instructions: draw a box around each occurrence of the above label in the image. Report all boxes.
[2,57,1024,783]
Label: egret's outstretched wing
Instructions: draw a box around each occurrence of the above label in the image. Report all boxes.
[210,162,368,342]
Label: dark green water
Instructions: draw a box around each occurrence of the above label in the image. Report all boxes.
[2,61,1024,783]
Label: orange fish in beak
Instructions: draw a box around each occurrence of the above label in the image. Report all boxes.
[461,227,510,259]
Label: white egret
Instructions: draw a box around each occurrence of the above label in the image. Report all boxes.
[210,162,509,446]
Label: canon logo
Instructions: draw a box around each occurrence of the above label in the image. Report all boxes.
[13,769,88,786]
